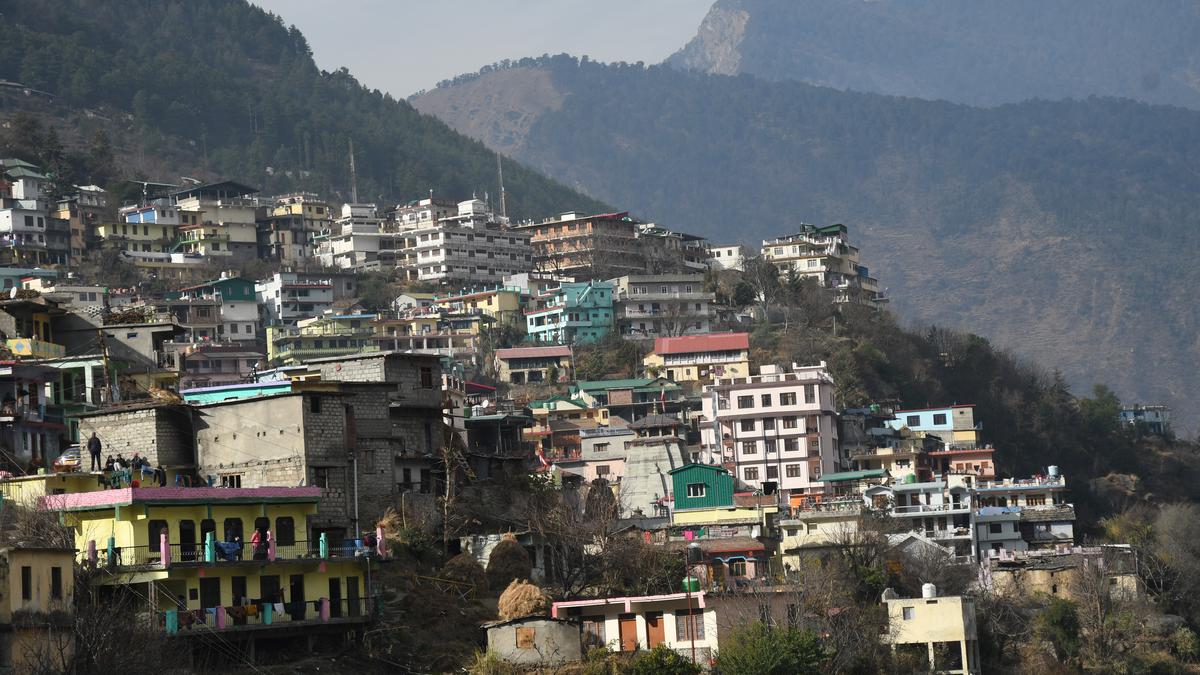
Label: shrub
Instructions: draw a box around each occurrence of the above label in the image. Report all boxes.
[467,650,522,675]
[1034,598,1081,661]
[486,533,532,590]
[712,622,827,675]
[1172,626,1200,662]
[629,644,701,675]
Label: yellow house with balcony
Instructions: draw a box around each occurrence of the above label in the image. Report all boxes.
[0,545,76,673]
[267,313,380,365]
[39,485,379,659]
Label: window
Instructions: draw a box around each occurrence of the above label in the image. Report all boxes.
[902,607,915,620]
[740,419,756,432]
[906,415,920,427]
[675,608,705,640]
[21,566,31,600]
[766,465,778,480]
[741,441,757,455]
[220,474,242,488]
[420,366,435,389]
[778,392,796,406]
[223,518,243,542]
[804,385,816,404]
[744,467,759,480]
[782,416,798,429]
[582,616,606,648]
[1027,495,1047,506]
[313,467,331,489]
[761,394,772,407]
[51,566,62,599]
[596,465,610,477]
[786,464,801,478]
[764,440,776,453]
[989,523,1003,534]
[275,517,296,545]
[737,396,754,409]
[686,483,706,498]
[729,560,748,576]
[933,413,948,425]
[762,417,776,431]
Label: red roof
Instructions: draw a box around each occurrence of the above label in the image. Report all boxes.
[654,332,749,356]
[496,345,573,360]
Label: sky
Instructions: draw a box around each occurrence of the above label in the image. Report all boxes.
[252,1,712,98]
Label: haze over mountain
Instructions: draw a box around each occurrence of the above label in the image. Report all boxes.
[667,0,1200,108]
[414,56,1200,428]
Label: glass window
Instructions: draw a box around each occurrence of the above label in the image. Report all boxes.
[737,396,754,409]
[933,413,948,425]
[740,419,756,432]
[686,483,706,498]
[902,607,915,620]
[906,415,920,427]
[741,441,757,455]
[786,464,801,477]
[762,418,776,431]
[782,417,798,429]
[766,465,778,480]
[761,394,772,407]
[780,392,797,406]
[744,467,759,480]
[675,609,705,640]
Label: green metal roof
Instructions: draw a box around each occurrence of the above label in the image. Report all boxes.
[819,469,887,483]
[574,378,680,392]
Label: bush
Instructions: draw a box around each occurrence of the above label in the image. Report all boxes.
[486,533,532,590]
[712,622,827,675]
[1034,598,1081,661]
[629,644,701,675]
[1172,626,1200,662]
[467,650,522,675]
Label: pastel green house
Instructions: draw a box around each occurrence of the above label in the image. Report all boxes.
[669,464,735,511]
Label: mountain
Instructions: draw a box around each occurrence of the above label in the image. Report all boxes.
[667,0,1200,108]
[0,0,606,219]
[413,56,1200,429]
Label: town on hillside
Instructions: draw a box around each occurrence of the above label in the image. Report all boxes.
[0,160,1189,673]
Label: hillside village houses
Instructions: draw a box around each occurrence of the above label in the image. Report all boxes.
[0,158,1119,668]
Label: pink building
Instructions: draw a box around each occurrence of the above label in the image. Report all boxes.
[698,363,840,498]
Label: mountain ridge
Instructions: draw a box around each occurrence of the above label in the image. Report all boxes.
[414,57,1200,430]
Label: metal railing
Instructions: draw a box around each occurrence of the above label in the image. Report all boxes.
[164,596,373,634]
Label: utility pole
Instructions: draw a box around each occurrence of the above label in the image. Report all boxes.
[496,152,508,221]
[348,138,359,204]
[97,327,116,404]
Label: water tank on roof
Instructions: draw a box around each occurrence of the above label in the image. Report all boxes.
[922,583,937,599]
[1048,465,1060,477]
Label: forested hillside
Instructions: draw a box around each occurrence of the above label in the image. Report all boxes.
[668,0,1200,108]
[414,57,1200,430]
[0,0,606,218]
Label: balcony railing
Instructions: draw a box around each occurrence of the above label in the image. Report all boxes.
[891,503,970,515]
[163,597,372,635]
[6,337,66,359]
[84,534,381,571]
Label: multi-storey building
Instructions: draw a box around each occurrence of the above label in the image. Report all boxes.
[433,285,524,326]
[525,281,614,345]
[761,224,886,305]
[258,192,332,264]
[610,275,715,339]
[105,201,181,255]
[0,542,75,672]
[173,275,261,342]
[55,184,106,260]
[887,405,995,479]
[514,211,647,279]
[171,181,260,260]
[974,467,1075,557]
[266,313,379,366]
[399,199,531,285]
[312,203,399,271]
[643,332,751,383]
[256,272,337,327]
[0,159,70,266]
[699,363,840,499]
[494,346,573,385]
[1119,404,1171,435]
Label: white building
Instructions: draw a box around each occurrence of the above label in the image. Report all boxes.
[552,592,718,662]
[883,586,981,675]
[609,274,716,339]
[699,362,840,497]
[761,224,886,305]
[313,203,401,271]
[707,244,746,272]
[255,272,336,327]
[171,181,261,260]
[398,199,532,285]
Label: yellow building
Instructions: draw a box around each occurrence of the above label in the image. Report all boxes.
[884,587,980,674]
[40,485,375,656]
[778,498,863,568]
[0,545,75,672]
[433,286,524,325]
[643,332,750,384]
[267,313,380,365]
[94,221,177,253]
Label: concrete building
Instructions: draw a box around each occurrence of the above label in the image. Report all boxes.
[55,184,106,260]
[515,211,647,280]
[762,224,886,306]
[552,591,718,662]
[75,404,195,473]
[171,181,261,261]
[266,313,379,366]
[311,203,399,271]
[0,160,70,266]
[0,545,75,672]
[610,274,715,340]
[398,199,531,285]
[643,332,750,383]
[259,192,332,264]
[1119,404,1171,435]
[485,617,582,668]
[882,586,980,675]
[698,363,840,498]
[525,281,614,345]
[256,272,337,327]
[433,285,524,326]
[973,469,1075,552]
[707,244,746,272]
[494,345,573,385]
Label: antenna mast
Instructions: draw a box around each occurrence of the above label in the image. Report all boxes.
[496,151,508,220]
[348,138,359,203]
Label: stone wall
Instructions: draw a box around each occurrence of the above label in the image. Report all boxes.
[312,352,443,409]
[78,405,194,467]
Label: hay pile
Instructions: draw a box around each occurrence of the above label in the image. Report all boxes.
[497,579,550,621]
[442,552,487,590]
[485,532,531,590]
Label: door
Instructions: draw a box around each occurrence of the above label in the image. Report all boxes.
[328,577,342,618]
[199,578,222,615]
[290,574,306,620]
[618,613,638,652]
[260,575,280,606]
[179,520,196,562]
[346,576,361,617]
[645,611,665,648]
[231,576,247,625]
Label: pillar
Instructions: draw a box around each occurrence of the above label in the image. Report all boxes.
[107,536,115,567]
[160,531,170,567]
[927,642,936,672]
[960,639,970,674]
[215,605,227,630]
[262,601,273,625]
[267,529,276,561]
[205,530,216,563]
[319,597,330,622]
[319,532,328,559]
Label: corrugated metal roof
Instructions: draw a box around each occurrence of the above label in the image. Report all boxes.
[495,345,572,359]
[654,332,749,355]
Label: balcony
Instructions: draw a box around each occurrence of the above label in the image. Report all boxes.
[85,536,378,572]
[163,596,372,635]
[890,502,970,516]
[6,337,66,359]
[976,475,1065,491]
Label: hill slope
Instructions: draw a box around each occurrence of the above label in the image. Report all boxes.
[414,57,1200,429]
[667,0,1200,108]
[0,0,606,218]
